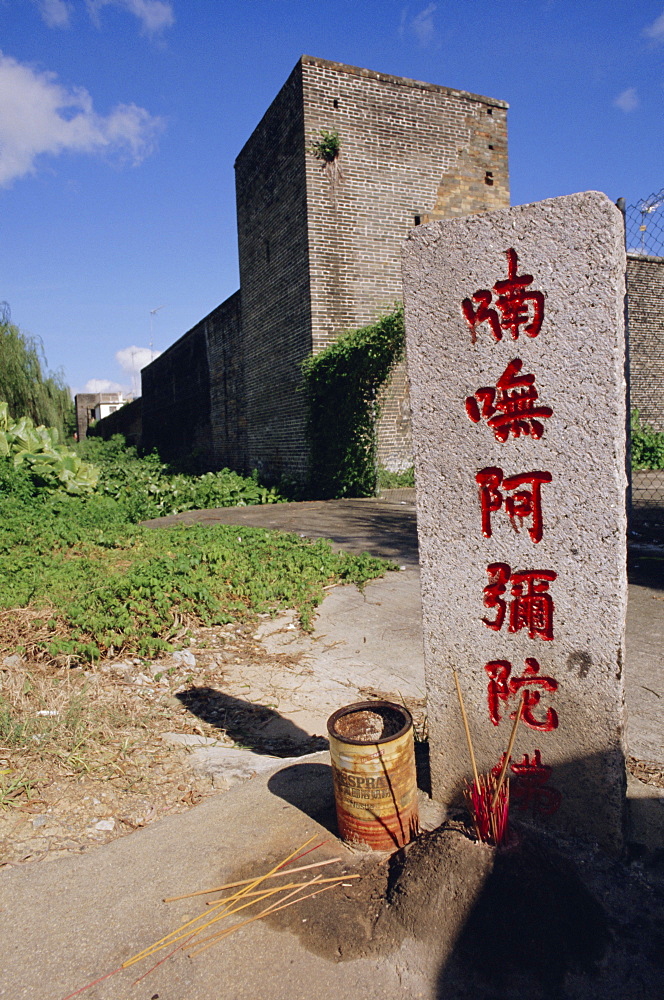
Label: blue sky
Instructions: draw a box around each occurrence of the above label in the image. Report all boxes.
[1,0,663,397]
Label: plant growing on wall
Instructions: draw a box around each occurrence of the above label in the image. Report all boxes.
[302,306,405,499]
[310,128,341,163]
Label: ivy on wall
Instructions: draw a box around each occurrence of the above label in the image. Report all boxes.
[302,306,405,499]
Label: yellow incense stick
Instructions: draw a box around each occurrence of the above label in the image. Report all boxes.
[190,880,343,957]
[164,857,342,902]
[491,694,525,808]
[453,668,479,786]
[122,834,317,969]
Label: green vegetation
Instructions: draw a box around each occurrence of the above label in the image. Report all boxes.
[631,409,664,470]
[310,128,341,163]
[0,306,74,439]
[0,403,98,495]
[78,435,283,521]
[377,466,415,490]
[0,435,393,664]
[302,306,405,498]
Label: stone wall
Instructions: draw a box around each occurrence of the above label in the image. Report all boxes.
[140,293,244,470]
[627,253,664,432]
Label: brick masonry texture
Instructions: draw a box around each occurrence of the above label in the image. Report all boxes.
[95,56,511,483]
[627,253,664,432]
[300,57,509,475]
[91,58,660,490]
[90,397,142,448]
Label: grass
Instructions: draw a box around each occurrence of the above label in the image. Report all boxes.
[0,490,394,665]
[0,437,396,822]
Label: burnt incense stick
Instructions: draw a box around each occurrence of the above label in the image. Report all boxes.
[491,694,525,809]
[452,668,479,786]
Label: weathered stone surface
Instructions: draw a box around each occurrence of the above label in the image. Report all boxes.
[402,191,628,850]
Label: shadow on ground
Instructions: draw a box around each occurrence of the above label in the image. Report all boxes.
[176,687,329,757]
[268,761,339,834]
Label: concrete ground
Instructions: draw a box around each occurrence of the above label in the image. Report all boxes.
[1,493,662,1000]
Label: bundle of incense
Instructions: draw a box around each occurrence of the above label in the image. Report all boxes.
[59,837,356,1000]
[453,668,525,847]
[463,771,510,846]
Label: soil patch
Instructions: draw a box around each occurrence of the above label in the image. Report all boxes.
[250,822,664,999]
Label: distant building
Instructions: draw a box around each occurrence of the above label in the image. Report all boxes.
[75,392,129,441]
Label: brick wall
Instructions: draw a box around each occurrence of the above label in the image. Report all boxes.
[300,56,509,473]
[141,316,213,468]
[206,291,246,471]
[627,254,664,432]
[235,61,312,481]
[90,396,142,448]
[140,294,245,470]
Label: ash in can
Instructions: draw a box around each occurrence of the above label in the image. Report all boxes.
[327,700,419,852]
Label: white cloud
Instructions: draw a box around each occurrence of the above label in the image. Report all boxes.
[614,87,639,112]
[400,4,437,47]
[644,9,664,43]
[35,0,73,28]
[0,52,164,186]
[412,3,437,45]
[85,0,174,35]
[84,377,124,393]
[115,345,161,373]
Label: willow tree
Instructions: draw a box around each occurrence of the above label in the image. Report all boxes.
[0,303,74,438]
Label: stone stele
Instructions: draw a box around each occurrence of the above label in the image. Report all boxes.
[402,191,628,851]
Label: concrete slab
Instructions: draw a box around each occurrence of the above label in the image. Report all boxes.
[0,753,431,1000]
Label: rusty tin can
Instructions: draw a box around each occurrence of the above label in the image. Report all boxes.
[327,700,419,851]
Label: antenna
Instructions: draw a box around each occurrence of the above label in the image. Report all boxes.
[149,305,165,361]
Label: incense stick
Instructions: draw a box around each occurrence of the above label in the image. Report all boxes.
[163,857,342,902]
[122,834,317,969]
[204,873,359,904]
[189,880,343,957]
[452,668,479,785]
[491,694,525,808]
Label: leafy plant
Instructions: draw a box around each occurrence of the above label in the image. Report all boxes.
[0,403,98,494]
[302,306,405,498]
[377,466,415,489]
[0,489,394,662]
[631,409,664,470]
[310,128,341,163]
[76,435,283,521]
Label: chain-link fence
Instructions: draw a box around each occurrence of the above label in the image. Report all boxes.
[622,189,664,544]
[623,188,664,258]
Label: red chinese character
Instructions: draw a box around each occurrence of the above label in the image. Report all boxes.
[476,467,552,543]
[465,359,553,442]
[462,290,501,344]
[482,563,556,641]
[485,658,558,731]
[493,248,545,340]
[461,248,544,343]
[508,749,562,816]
